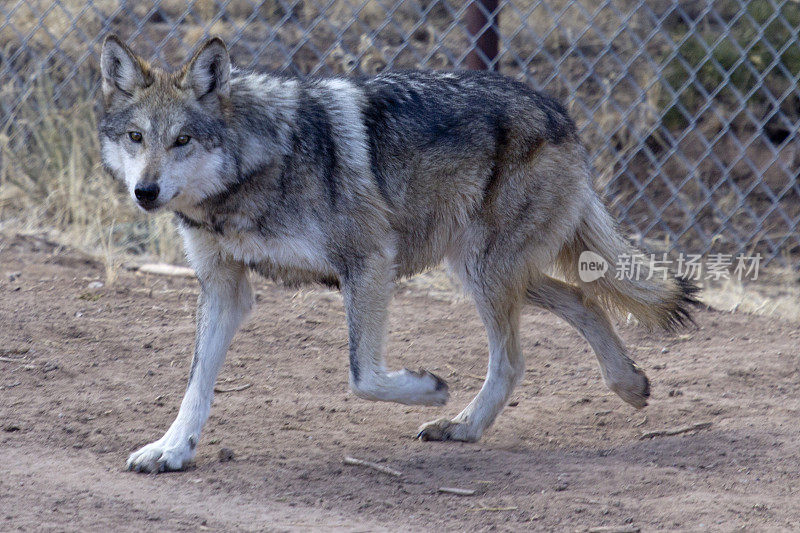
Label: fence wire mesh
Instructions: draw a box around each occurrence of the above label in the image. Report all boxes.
[2,0,799,266]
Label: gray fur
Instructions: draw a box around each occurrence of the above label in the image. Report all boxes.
[99,36,697,472]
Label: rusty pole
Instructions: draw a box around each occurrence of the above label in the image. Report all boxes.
[465,0,500,70]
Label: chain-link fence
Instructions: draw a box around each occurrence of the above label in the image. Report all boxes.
[2,0,799,266]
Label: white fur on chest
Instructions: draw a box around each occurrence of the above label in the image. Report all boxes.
[179,213,335,279]
[218,227,333,274]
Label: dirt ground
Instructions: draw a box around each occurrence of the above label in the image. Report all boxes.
[1,232,799,532]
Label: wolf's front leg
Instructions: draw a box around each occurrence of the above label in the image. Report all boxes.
[127,260,252,473]
[342,251,449,406]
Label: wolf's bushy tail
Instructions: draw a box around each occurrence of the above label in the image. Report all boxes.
[555,194,700,331]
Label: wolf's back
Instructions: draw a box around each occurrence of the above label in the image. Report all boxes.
[359,70,577,147]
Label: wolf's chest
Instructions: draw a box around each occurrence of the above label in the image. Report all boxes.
[216,228,333,275]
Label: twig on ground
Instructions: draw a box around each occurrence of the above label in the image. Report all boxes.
[0,357,26,363]
[438,487,476,496]
[137,263,196,278]
[469,506,518,512]
[640,421,712,440]
[588,526,640,533]
[343,456,402,477]
[213,383,252,393]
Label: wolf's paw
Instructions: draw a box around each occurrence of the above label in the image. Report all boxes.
[399,367,449,406]
[126,435,195,473]
[353,367,449,406]
[416,418,479,442]
[607,364,650,409]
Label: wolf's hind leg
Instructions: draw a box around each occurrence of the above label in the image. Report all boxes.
[343,251,449,406]
[527,276,649,408]
[418,290,524,442]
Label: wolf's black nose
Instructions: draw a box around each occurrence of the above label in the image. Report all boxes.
[134,182,160,204]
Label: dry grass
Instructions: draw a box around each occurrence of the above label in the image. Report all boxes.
[0,72,182,269]
[701,269,800,322]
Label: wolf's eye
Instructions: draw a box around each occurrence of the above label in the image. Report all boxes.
[175,134,191,147]
[128,131,142,143]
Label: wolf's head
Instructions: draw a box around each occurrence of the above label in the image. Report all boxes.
[98,35,236,212]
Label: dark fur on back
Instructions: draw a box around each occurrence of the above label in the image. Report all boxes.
[356,70,576,205]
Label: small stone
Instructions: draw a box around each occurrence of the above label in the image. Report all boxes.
[218,447,234,462]
[661,347,669,354]
[87,281,104,289]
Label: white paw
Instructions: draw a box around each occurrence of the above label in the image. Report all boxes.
[126,434,196,473]
[352,367,449,406]
[397,367,449,406]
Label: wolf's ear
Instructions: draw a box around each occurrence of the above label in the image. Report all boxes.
[100,35,147,102]
[183,38,230,100]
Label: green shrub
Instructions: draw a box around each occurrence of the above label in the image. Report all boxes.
[661,0,800,130]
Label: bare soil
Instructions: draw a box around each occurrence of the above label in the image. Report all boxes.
[1,233,799,532]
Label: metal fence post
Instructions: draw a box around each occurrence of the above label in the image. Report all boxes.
[465,0,499,70]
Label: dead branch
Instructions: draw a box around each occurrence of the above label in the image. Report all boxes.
[213,383,252,393]
[343,456,402,477]
[138,263,196,278]
[588,527,641,533]
[640,422,712,440]
[438,487,476,496]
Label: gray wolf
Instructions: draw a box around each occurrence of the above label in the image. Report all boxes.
[98,35,698,473]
